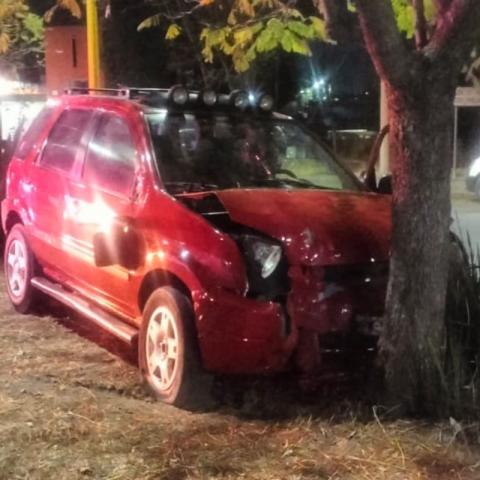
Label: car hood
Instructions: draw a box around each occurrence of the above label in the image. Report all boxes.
[214,189,391,266]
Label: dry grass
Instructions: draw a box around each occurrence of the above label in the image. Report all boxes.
[0,277,479,479]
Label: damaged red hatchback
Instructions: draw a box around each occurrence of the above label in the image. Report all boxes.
[2,87,390,408]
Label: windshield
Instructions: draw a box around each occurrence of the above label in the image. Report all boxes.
[147,111,361,194]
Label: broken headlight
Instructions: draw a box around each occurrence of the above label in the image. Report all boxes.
[238,235,289,299]
[251,240,282,279]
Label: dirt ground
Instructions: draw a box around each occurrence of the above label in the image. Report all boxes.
[0,275,480,480]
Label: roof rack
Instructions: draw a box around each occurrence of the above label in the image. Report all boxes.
[65,87,170,99]
[65,87,128,97]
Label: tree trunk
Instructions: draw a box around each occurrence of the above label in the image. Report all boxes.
[381,77,455,415]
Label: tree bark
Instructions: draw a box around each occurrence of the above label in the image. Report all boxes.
[349,0,480,416]
[380,75,455,413]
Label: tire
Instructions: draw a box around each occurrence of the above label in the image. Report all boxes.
[4,224,38,313]
[138,287,213,410]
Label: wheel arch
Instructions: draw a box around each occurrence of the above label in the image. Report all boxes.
[5,210,23,233]
[138,269,194,314]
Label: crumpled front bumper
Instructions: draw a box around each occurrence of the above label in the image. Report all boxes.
[193,263,387,375]
[193,289,298,374]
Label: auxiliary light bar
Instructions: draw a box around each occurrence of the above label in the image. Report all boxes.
[66,85,275,111]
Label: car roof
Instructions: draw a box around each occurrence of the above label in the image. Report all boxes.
[56,94,143,114]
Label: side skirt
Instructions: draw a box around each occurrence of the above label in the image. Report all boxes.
[31,277,138,345]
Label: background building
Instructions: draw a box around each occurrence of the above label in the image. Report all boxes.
[45,25,88,94]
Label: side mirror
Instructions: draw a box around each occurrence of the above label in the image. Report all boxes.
[364,125,390,192]
[93,219,144,270]
[377,175,392,195]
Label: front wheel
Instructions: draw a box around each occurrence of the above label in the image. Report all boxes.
[138,287,213,410]
[4,224,38,313]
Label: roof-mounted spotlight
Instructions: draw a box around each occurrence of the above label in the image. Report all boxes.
[169,85,189,105]
[230,90,249,109]
[258,94,274,112]
[200,89,218,106]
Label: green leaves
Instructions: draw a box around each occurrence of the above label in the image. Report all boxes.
[201,26,229,63]
[0,0,43,67]
[424,0,437,22]
[137,14,163,31]
[23,13,44,43]
[138,15,182,42]
[165,23,182,40]
[255,24,277,53]
[309,16,327,41]
[133,0,443,76]
[200,9,326,72]
[390,0,438,39]
[236,0,255,17]
[286,20,314,39]
[391,0,415,38]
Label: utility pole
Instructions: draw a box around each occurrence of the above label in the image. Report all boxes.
[86,0,101,89]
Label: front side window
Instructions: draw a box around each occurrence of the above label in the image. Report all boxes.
[147,111,361,194]
[83,114,136,196]
[40,109,92,174]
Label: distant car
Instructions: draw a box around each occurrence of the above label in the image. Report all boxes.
[466,156,480,200]
[2,87,390,409]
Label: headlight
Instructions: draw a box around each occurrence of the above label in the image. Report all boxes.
[469,157,480,177]
[242,236,282,279]
[252,241,282,278]
[237,234,289,299]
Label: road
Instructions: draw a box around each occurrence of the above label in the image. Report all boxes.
[452,195,480,256]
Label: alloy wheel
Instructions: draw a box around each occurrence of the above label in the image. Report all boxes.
[6,238,28,299]
[145,306,180,391]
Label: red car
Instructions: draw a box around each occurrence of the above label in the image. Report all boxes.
[2,87,391,408]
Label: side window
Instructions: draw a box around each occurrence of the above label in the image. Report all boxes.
[40,109,92,174]
[16,107,54,160]
[83,114,136,197]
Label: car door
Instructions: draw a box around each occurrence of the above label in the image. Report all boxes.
[25,108,94,279]
[64,111,141,319]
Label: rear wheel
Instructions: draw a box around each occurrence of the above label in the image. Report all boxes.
[138,287,213,410]
[4,224,38,313]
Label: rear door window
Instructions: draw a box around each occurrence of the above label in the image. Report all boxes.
[16,106,55,160]
[40,109,93,175]
[83,114,136,197]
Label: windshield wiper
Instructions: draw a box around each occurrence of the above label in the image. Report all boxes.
[251,178,326,190]
[164,181,220,193]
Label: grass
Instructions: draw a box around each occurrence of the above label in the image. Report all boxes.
[439,231,480,419]
[0,275,479,479]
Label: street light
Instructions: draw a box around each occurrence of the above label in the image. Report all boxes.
[313,78,325,90]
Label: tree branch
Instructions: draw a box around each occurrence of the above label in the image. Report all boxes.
[315,0,359,43]
[353,0,418,88]
[432,0,454,14]
[426,0,480,67]
[413,0,428,49]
